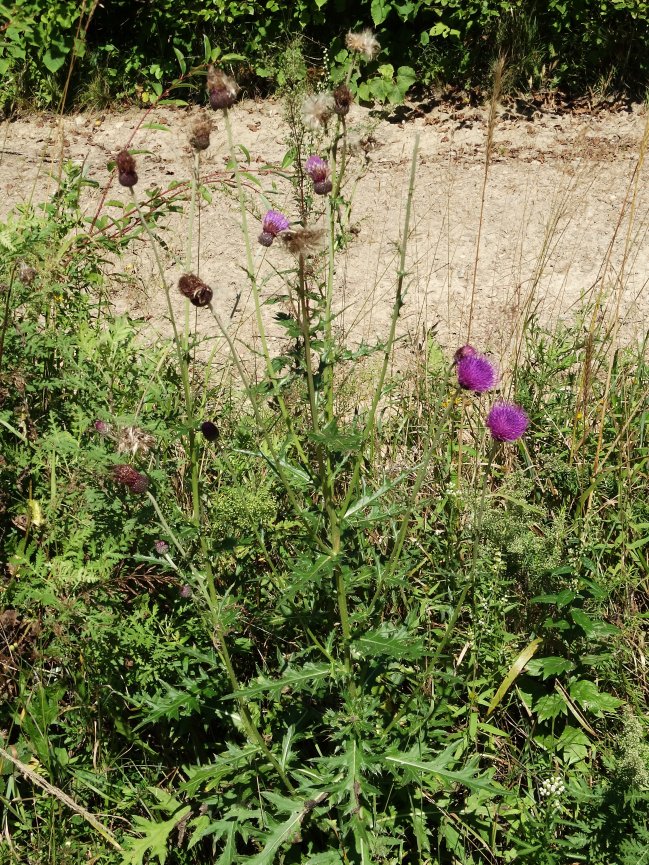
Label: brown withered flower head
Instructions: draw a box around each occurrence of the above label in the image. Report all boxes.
[189,115,213,151]
[18,262,37,285]
[117,426,156,456]
[207,66,239,111]
[112,464,149,494]
[116,150,138,188]
[178,273,213,308]
[279,226,325,257]
[302,93,335,131]
[346,29,380,60]
[333,84,353,117]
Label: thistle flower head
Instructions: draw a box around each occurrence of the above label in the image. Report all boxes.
[258,209,290,247]
[486,402,529,442]
[333,84,353,117]
[305,155,333,195]
[178,273,213,308]
[302,92,334,131]
[279,225,325,257]
[112,464,149,494]
[116,426,156,456]
[154,540,169,555]
[207,66,239,110]
[189,115,213,151]
[94,419,111,436]
[457,354,497,392]
[200,421,219,441]
[116,150,138,188]
[454,344,477,362]
[345,29,380,60]
[18,262,36,284]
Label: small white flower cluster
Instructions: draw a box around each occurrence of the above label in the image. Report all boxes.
[539,776,565,810]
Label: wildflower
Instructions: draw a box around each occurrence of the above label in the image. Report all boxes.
[116,426,156,456]
[189,115,212,151]
[454,344,477,362]
[94,419,111,436]
[279,225,325,256]
[258,209,290,247]
[305,155,333,195]
[456,354,497,392]
[486,402,529,442]
[178,273,213,308]
[112,464,149,494]
[207,66,239,111]
[333,84,353,117]
[179,584,193,598]
[154,540,169,555]
[346,29,380,60]
[116,150,138,188]
[302,92,334,131]
[200,421,219,441]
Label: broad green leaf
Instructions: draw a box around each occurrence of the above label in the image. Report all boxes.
[487,637,542,716]
[371,0,390,25]
[526,656,575,679]
[569,680,623,716]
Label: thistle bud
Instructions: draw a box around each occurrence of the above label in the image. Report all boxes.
[116,150,138,188]
[178,273,213,308]
[200,421,219,441]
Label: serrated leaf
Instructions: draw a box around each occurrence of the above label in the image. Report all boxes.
[224,663,334,700]
[526,656,575,679]
[384,750,500,793]
[248,805,305,865]
[534,692,568,722]
[353,623,425,660]
[121,807,190,865]
[569,680,623,715]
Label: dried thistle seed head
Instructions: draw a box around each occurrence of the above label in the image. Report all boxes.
[346,29,380,60]
[279,226,325,256]
[18,262,37,284]
[207,66,239,110]
[302,92,334,131]
[112,464,149,494]
[116,150,138,187]
[178,273,213,308]
[116,426,156,456]
[333,84,353,117]
[189,115,213,151]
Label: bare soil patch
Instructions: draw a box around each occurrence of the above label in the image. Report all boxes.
[2,98,648,368]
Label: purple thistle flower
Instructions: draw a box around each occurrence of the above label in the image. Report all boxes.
[457,354,497,392]
[154,540,169,555]
[94,419,111,435]
[305,155,328,182]
[258,210,290,247]
[486,402,529,442]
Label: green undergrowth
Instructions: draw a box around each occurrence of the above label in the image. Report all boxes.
[0,46,649,865]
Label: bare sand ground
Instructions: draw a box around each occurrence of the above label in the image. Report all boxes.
[1,96,648,374]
